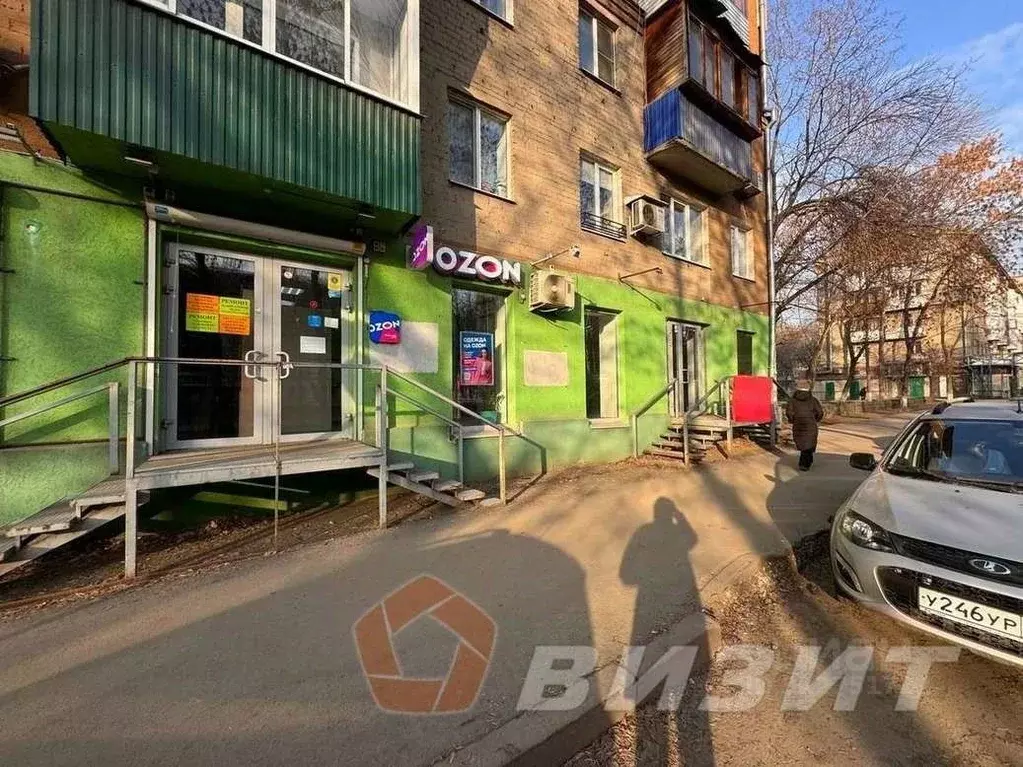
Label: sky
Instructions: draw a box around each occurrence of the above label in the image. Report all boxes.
[884,0,1023,152]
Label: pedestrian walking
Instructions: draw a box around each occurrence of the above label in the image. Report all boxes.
[787,381,824,471]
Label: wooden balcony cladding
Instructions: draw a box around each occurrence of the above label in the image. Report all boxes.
[29,0,421,217]
[645,0,685,102]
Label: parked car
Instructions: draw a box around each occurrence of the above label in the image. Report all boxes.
[831,399,1023,666]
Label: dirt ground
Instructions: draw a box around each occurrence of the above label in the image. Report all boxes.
[567,540,1023,767]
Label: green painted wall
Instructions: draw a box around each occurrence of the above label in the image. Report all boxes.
[364,249,770,480]
[0,154,145,521]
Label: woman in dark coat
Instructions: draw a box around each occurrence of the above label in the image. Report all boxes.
[786,382,825,471]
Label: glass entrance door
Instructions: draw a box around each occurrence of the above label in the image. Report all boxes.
[666,321,703,417]
[166,245,265,448]
[163,244,353,450]
[272,261,354,440]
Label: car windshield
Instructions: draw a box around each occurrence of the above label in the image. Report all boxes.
[885,418,1023,491]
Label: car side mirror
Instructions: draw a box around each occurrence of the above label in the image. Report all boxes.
[849,453,877,472]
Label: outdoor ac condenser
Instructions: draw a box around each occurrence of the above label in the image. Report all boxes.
[628,198,667,237]
[529,269,577,312]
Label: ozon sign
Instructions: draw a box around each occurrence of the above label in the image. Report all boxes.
[409,224,522,286]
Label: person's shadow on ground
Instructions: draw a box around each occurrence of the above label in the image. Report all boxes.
[619,497,715,767]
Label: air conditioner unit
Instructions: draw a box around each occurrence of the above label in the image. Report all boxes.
[529,269,576,312]
[627,198,666,237]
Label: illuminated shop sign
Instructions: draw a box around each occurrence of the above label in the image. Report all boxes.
[408,224,522,286]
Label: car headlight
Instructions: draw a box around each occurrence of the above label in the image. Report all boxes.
[838,510,895,553]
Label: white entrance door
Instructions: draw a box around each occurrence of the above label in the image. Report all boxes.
[666,321,704,418]
[162,243,353,450]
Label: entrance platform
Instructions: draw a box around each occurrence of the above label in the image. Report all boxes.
[132,440,385,491]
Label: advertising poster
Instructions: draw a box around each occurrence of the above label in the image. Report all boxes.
[368,311,402,344]
[460,331,494,387]
[184,293,251,336]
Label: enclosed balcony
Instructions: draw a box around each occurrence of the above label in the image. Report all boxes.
[30,0,421,231]
[644,88,758,196]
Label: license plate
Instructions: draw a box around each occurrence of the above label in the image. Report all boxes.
[918,587,1023,640]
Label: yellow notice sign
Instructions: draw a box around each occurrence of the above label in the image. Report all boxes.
[219,297,251,317]
[185,312,219,333]
[327,273,343,291]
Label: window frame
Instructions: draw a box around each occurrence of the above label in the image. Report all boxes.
[584,307,622,422]
[578,6,617,89]
[448,95,512,200]
[579,155,625,240]
[730,224,754,281]
[139,0,420,112]
[687,13,760,128]
[466,0,512,24]
[736,330,755,375]
[662,198,709,266]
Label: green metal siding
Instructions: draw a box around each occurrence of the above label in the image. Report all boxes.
[30,0,420,216]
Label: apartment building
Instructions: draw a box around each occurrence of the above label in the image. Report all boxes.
[816,271,1023,402]
[0,0,770,535]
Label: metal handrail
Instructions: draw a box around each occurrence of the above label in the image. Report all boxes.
[630,377,678,458]
[0,381,120,475]
[0,357,130,409]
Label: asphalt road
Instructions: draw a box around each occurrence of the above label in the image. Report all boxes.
[0,412,929,767]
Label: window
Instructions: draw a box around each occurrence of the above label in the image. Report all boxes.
[448,98,510,198]
[471,0,510,21]
[580,157,624,238]
[747,71,760,125]
[737,331,754,375]
[662,199,707,265]
[579,9,616,87]
[175,0,418,109]
[585,309,619,419]
[453,288,505,424]
[731,225,754,280]
[179,0,263,43]
[688,19,706,88]
[720,50,738,111]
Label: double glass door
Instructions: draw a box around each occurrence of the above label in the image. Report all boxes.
[163,244,354,450]
[666,321,703,417]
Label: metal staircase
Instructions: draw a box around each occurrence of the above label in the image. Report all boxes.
[632,376,782,466]
[0,357,530,581]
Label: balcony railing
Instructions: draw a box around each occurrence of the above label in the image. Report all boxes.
[644,89,756,194]
[581,211,627,240]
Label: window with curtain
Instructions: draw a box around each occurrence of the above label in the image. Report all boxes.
[663,199,707,265]
[580,156,623,238]
[731,225,754,280]
[448,97,510,197]
[175,0,417,109]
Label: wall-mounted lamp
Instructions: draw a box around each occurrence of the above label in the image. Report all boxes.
[531,244,581,268]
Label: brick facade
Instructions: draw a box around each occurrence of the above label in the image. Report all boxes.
[420,0,769,314]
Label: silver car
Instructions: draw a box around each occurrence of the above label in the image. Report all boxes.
[831,400,1023,666]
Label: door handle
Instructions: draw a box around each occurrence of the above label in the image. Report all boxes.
[244,349,266,380]
[276,351,293,380]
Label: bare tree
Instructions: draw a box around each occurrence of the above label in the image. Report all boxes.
[768,0,981,317]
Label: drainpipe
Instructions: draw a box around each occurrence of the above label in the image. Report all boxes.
[758,0,776,379]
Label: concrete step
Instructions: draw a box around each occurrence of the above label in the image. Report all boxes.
[406,470,440,483]
[433,479,464,493]
[455,489,486,502]
[477,497,504,508]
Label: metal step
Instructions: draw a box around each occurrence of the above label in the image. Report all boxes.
[455,489,486,502]
[72,477,127,513]
[0,537,20,563]
[0,505,126,578]
[433,479,464,493]
[652,440,687,451]
[367,468,461,507]
[3,500,79,538]
[406,470,440,483]
[382,463,415,472]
